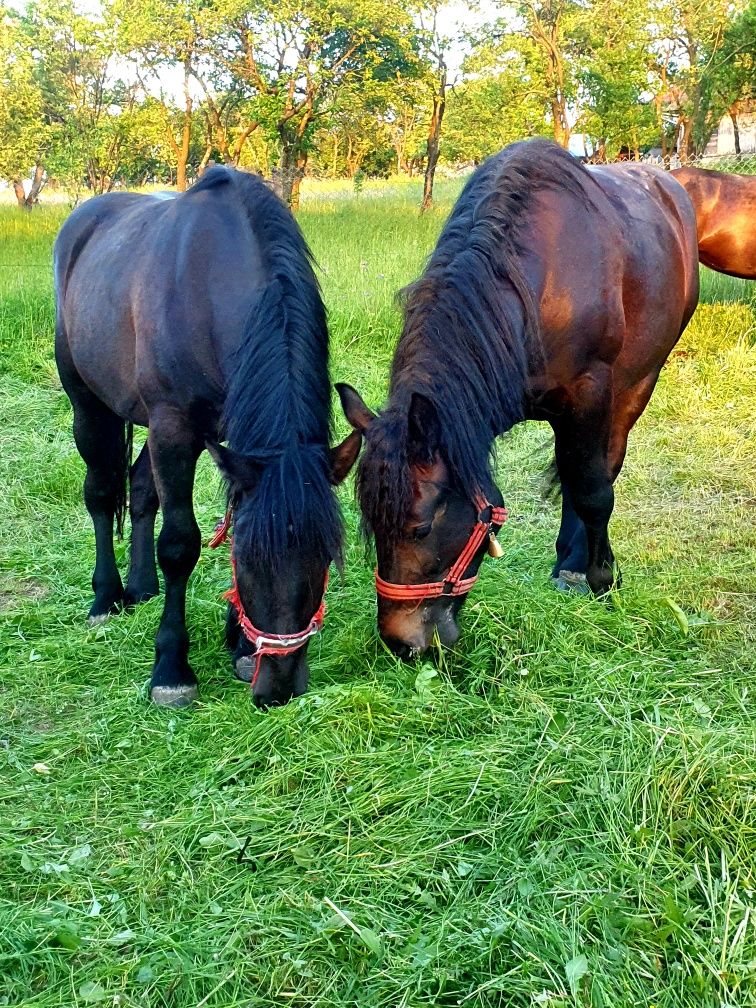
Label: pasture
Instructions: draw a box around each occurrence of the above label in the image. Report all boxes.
[1,179,755,1007]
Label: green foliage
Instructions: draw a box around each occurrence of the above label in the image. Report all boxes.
[0,0,753,193]
[0,7,50,185]
[648,0,752,156]
[444,69,549,164]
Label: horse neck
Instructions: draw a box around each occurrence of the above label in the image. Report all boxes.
[390,284,530,438]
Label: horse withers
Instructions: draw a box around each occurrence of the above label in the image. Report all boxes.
[671,165,756,280]
[339,139,700,658]
[54,167,361,707]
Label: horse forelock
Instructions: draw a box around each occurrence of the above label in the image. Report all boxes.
[232,445,342,571]
[356,406,414,546]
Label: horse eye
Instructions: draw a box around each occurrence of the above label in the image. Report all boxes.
[412,522,432,541]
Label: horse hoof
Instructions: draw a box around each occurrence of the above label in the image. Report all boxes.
[150,684,198,708]
[234,656,255,683]
[87,613,110,627]
[552,570,590,595]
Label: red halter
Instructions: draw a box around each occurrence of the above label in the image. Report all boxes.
[209,509,327,687]
[374,496,508,603]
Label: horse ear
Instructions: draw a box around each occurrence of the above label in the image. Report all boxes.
[329,429,362,485]
[205,441,262,491]
[335,383,375,433]
[407,392,440,463]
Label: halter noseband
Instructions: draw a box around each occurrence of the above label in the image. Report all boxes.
[209,509,327,687]
[374,496,508,603]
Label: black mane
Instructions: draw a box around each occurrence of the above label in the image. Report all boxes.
[200,168,341,568]
[357,139,595,544]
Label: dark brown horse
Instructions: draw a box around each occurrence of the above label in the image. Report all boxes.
[54,168,360,707]
[339,139,699,658]
[671,166,756,279]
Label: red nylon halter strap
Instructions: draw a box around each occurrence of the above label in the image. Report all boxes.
[209,508,328,687]
[374,496,508,603]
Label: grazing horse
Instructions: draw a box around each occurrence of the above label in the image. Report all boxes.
[54,167,360,707]
[670,166,756,280]
[338,139,699,658]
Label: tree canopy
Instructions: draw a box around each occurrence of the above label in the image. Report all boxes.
[1,0,752,206]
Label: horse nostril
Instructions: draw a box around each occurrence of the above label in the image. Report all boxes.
[252,692,287,710]
[436,617,460,647]
[382,634,425,661]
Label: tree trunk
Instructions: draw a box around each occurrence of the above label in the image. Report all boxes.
[421,74,446,213]
[176,59,193,192]
[29,163,44,204]
[729,106,741,156]
[279,140,307,209]
[14,163,45,210]
[13,179,28,210]
[198,145,214,175]
[551,100,570,148]
[679,117,694,161]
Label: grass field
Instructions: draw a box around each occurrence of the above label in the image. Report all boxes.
[1,182,755,1008]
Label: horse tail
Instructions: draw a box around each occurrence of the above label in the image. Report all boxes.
[115,421,133,540]
[543,454,562,500]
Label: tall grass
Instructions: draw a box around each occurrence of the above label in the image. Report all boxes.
[0,198,754,1008]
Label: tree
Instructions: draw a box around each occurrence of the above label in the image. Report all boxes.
[24,0,138,195]
[110,0,233,190]
[442,63,549,164]
[415,0,455,211]
[577,0,657,158]
[215,0,419,206]
[0,7,50,207]
[504,0,589,149]
[310,83,394,177]
[697,2,755,155]
[648,0,749,157]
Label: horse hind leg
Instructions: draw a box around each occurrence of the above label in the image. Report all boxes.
[607,369,662,482]
[71,396,128,622]
[124,441,160,607]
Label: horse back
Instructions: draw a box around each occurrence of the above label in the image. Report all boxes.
[54,179,267,426]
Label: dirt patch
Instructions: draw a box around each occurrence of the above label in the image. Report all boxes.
[0,578,49,611]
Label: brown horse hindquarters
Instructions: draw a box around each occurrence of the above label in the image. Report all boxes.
[670,166,756,280]
[531,164,698,412]
[586,165,699,389]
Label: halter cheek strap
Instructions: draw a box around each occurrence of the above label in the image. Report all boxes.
[374,496,508,603]
[209,509,327,687]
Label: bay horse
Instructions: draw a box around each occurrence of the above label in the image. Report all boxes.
[54,167,360,707]
[670,166,756,280]
[338,139,700,658]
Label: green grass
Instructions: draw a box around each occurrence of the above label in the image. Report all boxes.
[1,193,755,1008]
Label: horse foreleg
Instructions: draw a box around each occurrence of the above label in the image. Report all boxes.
[551,484,590,588]
[553,369,617,596]
[124,442,160,606]
[148,414,202,707]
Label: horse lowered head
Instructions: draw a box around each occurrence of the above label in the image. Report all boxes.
[207,425,362,707]
[337,384,506,659]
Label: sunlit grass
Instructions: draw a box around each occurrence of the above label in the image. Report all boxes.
[0,195,755,1008]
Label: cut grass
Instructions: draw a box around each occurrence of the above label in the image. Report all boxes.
[0,196,755,1008]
